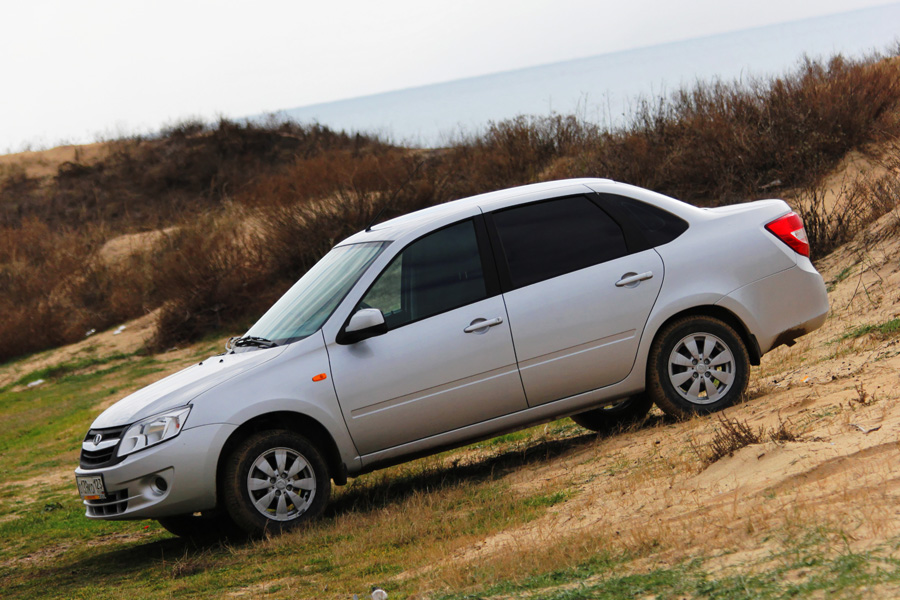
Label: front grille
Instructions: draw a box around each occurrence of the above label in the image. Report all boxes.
[79,425,128,468]
[85,489,129,516]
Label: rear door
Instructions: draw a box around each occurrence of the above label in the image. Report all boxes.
[487,195,664,406]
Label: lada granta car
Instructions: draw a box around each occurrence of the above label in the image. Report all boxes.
[75,179,829,537]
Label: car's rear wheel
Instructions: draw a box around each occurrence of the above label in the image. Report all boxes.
[571,393,653,433]
[222,430,330,536]
[648,316,749,418]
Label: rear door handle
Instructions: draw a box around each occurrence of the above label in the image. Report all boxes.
[464,317,504,333]
[615,271,654,287]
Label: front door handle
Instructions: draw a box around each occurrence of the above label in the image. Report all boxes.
[615,271,654,287]
[464,317,504,333]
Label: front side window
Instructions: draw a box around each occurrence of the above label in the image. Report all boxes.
[492,196,628,289]
[359,220,486,329]
[246,242,387,343]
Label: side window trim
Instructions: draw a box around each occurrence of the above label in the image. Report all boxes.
[482,210,514,293]
[473,213,503,298]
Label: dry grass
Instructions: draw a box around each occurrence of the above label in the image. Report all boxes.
[691,416,802,467]
[792,144,900,258]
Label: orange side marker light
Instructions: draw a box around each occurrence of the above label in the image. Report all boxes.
[312,373,328,382]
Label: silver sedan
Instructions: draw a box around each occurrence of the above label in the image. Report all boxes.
[75,178,828,537]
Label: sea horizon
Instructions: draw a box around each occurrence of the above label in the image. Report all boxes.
[268,2,900,147]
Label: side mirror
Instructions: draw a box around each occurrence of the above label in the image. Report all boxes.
[337,308,387,345]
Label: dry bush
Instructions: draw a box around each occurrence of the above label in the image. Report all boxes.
[769,418,800,442]
[795,144,900,258]
[3,52,900,362]
[701,417,762,464]
[793,175,869,259]
[248,149,454,281]
[0,219,153,363]
[693,416,799,466]
[0,119,385,230]
[430,53,900,207]
[868,149,900,233]
[149,209,272,349]
[450,114,600,190]
[580,55,900,204]
[0,120,389,360]
[0,164,42,225]
[149,150,447,349]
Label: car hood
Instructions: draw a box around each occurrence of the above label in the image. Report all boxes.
[90,345,287,429]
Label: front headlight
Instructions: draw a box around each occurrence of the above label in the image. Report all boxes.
[117,407,191,457]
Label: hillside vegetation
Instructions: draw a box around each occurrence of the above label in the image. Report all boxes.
[1,52,899,364]
[1,50,900,598]
[0,150,899,597]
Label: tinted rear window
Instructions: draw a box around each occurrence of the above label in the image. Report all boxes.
[492,196,628,289]
[601,193,688,247]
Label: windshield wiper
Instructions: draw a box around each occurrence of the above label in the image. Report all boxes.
[227,336,278,350]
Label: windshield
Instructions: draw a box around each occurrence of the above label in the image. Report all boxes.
[245,242,387,344]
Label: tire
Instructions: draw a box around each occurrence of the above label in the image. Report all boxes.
[571,393,653,433]
[648,316,750,418]
[157,512,245,543]
[221,430,331,537]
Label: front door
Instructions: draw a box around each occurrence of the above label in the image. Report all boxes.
[326,219,527,456]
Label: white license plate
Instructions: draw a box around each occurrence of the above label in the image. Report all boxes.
[76,475,107,500]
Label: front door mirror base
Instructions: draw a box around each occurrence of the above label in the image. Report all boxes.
[337,308,387,345]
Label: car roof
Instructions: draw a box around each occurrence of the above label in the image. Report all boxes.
[339,178,616,245]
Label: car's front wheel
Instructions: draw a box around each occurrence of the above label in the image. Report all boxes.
[221,430,330,536]
[571,393,653,433]
[648,316,750,418]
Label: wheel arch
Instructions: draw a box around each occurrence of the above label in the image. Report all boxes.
[215,411,348,507]
[648,305,761,367]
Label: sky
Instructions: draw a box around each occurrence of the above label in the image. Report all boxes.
[0,0,894,153]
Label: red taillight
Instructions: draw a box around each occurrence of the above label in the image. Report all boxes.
[765,212,810,257]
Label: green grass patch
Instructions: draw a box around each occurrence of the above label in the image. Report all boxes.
[839,317,900,341]
[436,544,900,600]
[826,266,854,292]
[6,351,135,389]
[0,354,165,480]
[523,490,572,509]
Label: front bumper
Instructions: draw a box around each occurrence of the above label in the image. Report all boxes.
[74,423,236,520]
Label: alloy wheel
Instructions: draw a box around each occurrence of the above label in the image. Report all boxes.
[666,332,735,405]
[246,447,317,521]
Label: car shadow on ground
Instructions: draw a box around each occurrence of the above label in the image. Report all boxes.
[326,412,675,516]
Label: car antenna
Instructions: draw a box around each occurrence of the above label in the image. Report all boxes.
[365,206,390,232]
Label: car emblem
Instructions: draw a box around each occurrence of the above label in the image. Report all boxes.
[94,434,103,445]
